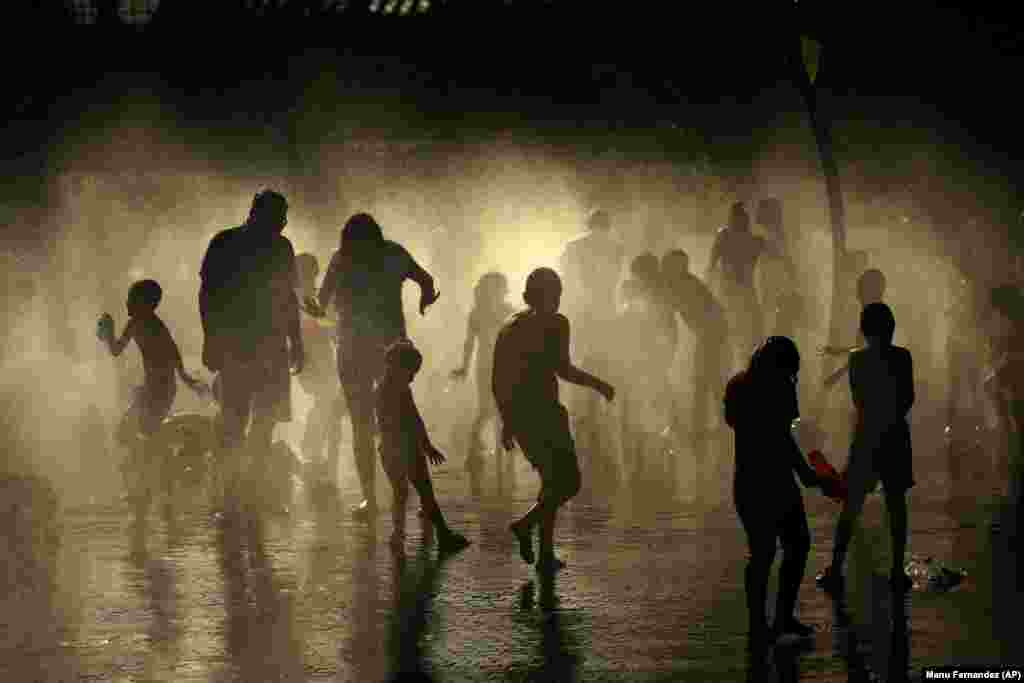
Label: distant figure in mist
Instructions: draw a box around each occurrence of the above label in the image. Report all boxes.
[943,255,986,440]
[755,198,803,338]
[723,336,821,658]
[661,249,731,481]
[618,253,676,489]
[820,268,887,389]
[376,339,471,554]
[317,212,440,520]
[818,303,915,596]
[198,190,304,491]
[706,203,770,366]
[450,271,516,490]
[615,273,675,492]
[295,253,346,488]
[494,268,615,573]
[97,279,207,519]
[559,210,625,453]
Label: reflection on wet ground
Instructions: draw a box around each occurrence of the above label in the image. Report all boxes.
[2,448,1019,682]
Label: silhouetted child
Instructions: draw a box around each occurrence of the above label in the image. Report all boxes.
[376,339,470,553]
[616,277,674,490]
[818,302,915,595]
[494,268,615,573]
[97,280,206,510]
[724,336,821,656]
[295,253,345,487]
[451,272,517,479]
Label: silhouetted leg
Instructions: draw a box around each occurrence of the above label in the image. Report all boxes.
[382,452,409,546]
[743,521,776,652]
[885,488,910,588]
[326,393,344,488]
[775,495,811,628]
[342,373,377,513]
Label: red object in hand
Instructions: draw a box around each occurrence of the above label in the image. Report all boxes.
[808,449,848,501]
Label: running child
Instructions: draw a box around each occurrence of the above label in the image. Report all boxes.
[493,268,615,573]
[818,303,915,594]
[97,280,207,507]
[375,338,470,553]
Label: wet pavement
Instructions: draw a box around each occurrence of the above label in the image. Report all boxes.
[2,445,1019,683]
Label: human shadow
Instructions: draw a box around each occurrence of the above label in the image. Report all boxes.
[512,570,586,682]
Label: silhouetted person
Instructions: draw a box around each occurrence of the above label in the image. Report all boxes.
[821,268,887,387]
[317,213,439,520]
[616,276,674,494]
[755,197,803,338]
[707,203,772,365]
[559,210,624,454]
[295,253,345,488]
[451,272,517,490]
[494,268,615,573]
[199,190,303,497]
[376,339,470,554]
[724,336,821,658]
[819,303,915,595]
[97,279,205,521]
[662,249,731,490]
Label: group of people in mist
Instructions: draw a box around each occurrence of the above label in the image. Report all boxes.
[84,185,1024,663]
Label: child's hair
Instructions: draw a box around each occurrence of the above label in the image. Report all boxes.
[524,267,561,308]
[296,253,319,281]
[728,202,751,231]
[128,279,162,309]
[857,268,886,304]
[384,338,424,375]
[474,271,509,306]
[629,252,660,288]
[860,302,896,343]
[748,335,800,378]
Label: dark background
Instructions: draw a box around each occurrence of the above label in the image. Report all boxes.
[5,1,1023,250]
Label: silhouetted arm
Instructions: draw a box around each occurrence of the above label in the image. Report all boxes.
[898,350,915,418]
[318,250,341,311]
[405,251,439,313]
[705,230,724,280]
[453,313,477,377]
[106,320,134,357]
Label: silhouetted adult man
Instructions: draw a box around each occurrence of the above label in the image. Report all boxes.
[707,203,770,366]
[662,249,731,491]
[199,190,304,490]
[317,213,439,520]
[558,210,624,467]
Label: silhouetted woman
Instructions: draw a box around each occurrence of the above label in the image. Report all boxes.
[724,336,821,657]
[317,213,439,519]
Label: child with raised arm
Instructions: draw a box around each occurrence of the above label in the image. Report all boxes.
[818,302,915,595]
[97,280,207,515]
[493,268,615,573]
[97,280,207,443]
[451,272,517,481]
[376,339,470,554]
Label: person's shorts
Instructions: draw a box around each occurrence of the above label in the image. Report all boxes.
[845,422,914,509]
[219,345,292,426]
[509,402,580,504]
[119,382,176,442]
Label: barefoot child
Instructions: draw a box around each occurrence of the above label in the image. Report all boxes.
[375,339,470,553]
[818,302,915,594]
[494,268,615,573]
[451,272,517,480]
[97,280,207,509]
